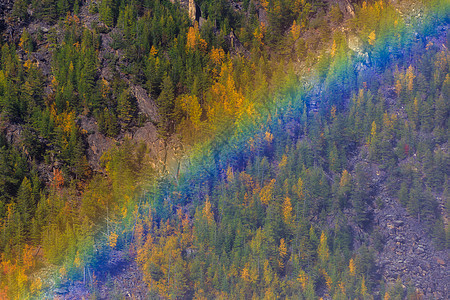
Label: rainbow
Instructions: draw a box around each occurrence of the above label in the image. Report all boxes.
[137,0,449,222]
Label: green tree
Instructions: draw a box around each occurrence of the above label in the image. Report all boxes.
[16,177,33,229]
[407,179,422,219]
[34,0,57,23]
[57,0,70,15]
[398,182,409,206]
[118,88,137,126]
[100,0,115,27]
[157,74,175,129]
[12,0,29,22]
[318,231,329,267]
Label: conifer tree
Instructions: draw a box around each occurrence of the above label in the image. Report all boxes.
[12,0,29,22]
[16,177,33,229]
[57,0,70,15]
[118,89,137,126]
[318,231,329,268]
[35,0,57,23]
[157,74,175,133]
[100,0,115,27]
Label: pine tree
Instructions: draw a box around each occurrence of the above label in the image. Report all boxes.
[398,182,409,206]
[35,0,57,23]
[157,74,175,134]
[12,0,29,22]
[16,177,33,229]
[118,89,137,126]
[57,0,70,15]
[407,181,421,219]
[78,50,97,108]
[100,0,115,27]
[318,231,329,267]
[352,189,368,225]
[328,143,340,173]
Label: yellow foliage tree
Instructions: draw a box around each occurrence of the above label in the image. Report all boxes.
[340,169,351,188]
[22,244,34,271]
[186,26,197,50]
[210,47,225,65]
[179,94,202,129]
[264,131,273,143]
[282,197,294,226]
[361,276,368,297]
[19,29,32,54]
[23,59,33,70]
[100,78,110,99]
[259,179,276,205]
[395,79,402,96]
[297,269,308,290]
[226,165,234,183]
[279,154,288,169]
[318,231,329,266]
[339,281,346,296]
[74,250,82,269]
[52,169,65,189]
[241,263,250,282]
[263,259,273,286]
[240,171,257,194]
[368,30,376,46]
[321,268,332,290]
[349,258,356,276]
[295,177,304,200]
[406,65,415,91]
[30,277,42,296]
[55,110,76,134]
[150,45,158,57]
[331,40,337,57]
[139,233,188,299]
[206,62,246,133]
[186,22,207,52]
[253,22,266,47]
[108,232,119,248]
[202,196,214,225]
[331,105,337,119]
[291,20,302,41]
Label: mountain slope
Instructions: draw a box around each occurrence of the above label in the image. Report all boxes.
[0,0,448,299]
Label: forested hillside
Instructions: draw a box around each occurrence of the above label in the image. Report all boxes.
[0,0,448,299]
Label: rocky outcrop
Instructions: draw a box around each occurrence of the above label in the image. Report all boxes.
[338,0,356,17]
[3,123,23,146]
[131,85,161,124]
[0,0,15,41]
[0,0,14,20]
[48,251,149,300]
[374,189,449,298]
[78,115,114,172]
[330,152,449,299]
[189,0,196,23]
[227,30,250,58]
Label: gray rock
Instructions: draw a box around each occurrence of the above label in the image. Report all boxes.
[131,85,161,123]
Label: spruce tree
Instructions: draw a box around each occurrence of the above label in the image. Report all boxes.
[100,0,115,27]
[16,177,33,229]
[118,89,137,126]
[35,0,57,23]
